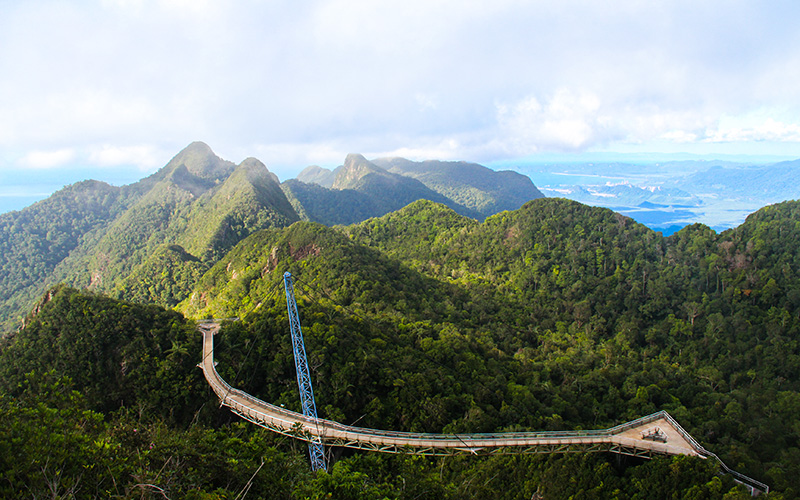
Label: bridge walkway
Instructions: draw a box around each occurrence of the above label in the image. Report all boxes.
[198,322,768,494]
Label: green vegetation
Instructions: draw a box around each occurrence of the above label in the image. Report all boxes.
[288,153,483,224]
[281,179,384,226]
[0,144,543,330]
[3,143,800,496]
[176,197,800,497]
[0,143,298,330]
[0,179,134,330]
[0,282,758,498]
[373,157,544,217]
[0,287,311,498]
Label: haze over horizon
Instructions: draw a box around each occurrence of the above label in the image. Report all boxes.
[3,1,800,212]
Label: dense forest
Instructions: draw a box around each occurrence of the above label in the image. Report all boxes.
[0,143,541,332]
[2,195,800,497]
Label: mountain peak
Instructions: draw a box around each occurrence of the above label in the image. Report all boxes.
[238,156,267,171]
[297,165,335,188]
[183,141,214,155]
[234,157,280,184]
[344,153,369,165]
[161,142,236,183]
[333,154,387,189]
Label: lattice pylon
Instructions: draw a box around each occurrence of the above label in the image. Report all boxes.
[283,272,327,472]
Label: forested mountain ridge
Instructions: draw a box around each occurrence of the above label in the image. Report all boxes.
[0,143,299,329]
[0,143,545,330]
[2,197,800,496]
[0,179,132,331]
[373,157,544,216]
[175,198,800,494]
[296,153,544,220]
[287,153,482,223]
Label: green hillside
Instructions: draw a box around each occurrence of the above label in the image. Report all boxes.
[171,198,800,496]
[3,142,800,496]
[291,153,482,222]
[374,157,544,217]
[0,286,310,498]
[0,179,136,330]
[4,197,800,497]
[0,143,299,330]
[297,154,543,221]
[0,144,549,330]
[281,178,385,226]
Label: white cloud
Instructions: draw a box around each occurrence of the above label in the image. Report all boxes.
[20,149,77,169]
[496,89,615,154]
[3,0,800,183]
[660,131,699,144]
[704,113,800,143]
[87,145,168,170]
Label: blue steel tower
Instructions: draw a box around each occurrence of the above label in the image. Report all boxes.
[283,272,327,472]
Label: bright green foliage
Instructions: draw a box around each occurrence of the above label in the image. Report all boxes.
[115,244,208,307]
[0,142,298,329]
[5,195,800,497]
[0,373,309,499]
[0,292,309,498]
[175,157,299,262]
[0,376,115,499]
[0,286,209,423]
[195,198,800,496]
[0,179,135,330]
[0,144,545,330]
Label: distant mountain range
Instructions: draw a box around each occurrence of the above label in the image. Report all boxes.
[676,159,800,201]
[0,142,543,330]
[290,153,543,224]
[520,158,800,234]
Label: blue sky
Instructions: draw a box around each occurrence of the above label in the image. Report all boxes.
[2,0,800,212]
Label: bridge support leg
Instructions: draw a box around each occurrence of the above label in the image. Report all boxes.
[284,272,327,473]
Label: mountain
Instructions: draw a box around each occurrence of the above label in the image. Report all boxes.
[182,198,799,493]
[281,178,387,226]
[69,145,299,299]
[677,159,800,202]
[0,142,298,330]
[297,164,336,187]
[1,144,550,330]
[373,157,544,216]
[4,195,800,495]
[287,153,482,223]
[297,154,544,221]
[0,179,135,330]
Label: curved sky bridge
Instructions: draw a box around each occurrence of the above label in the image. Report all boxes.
[198,322,768,495]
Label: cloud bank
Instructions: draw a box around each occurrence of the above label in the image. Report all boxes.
[2,0,800,181]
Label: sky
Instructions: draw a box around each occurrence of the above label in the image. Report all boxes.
[2,0,800,211]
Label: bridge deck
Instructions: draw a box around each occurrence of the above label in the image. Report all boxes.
[198,322,768,493]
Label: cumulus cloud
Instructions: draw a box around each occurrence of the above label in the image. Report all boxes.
[20,149,77,169]
[3,0,800,184]
[496,89,617,154]
[705,117,800,143]
[88,145,168,170]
